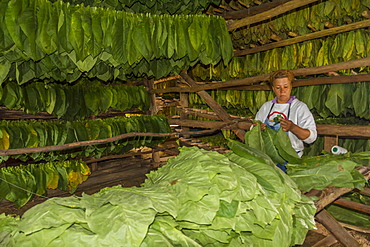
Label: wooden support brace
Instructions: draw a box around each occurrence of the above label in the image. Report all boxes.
[315,209,360,247]
[179,70,245,142]
[323,135,338,152]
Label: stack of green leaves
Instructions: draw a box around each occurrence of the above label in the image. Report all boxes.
[0,115,171,162]
[244,125,367,192]
[0,81,150,120]
[287,152,368,192]
[0,146,316,246]
[0,0,233,84]
[0,160,90,208]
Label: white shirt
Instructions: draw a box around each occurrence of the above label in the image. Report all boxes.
[255,97,317,156]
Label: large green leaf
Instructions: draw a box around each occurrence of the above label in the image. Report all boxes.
[274,128,302,164]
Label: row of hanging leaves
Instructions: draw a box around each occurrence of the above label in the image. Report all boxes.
[0,159,90,207]
[0,0,233,84]
[231,0,370,50]
[52,0,221,15]
[188,82,370,120]
[0,115,171,163]
[0,81,150,120]
[193,29,370,81]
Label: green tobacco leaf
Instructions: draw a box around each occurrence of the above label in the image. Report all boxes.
[228,139,274,166]
[274,128,302,164]
[245,124,265,153]
[326,204,370,228]
[261,128,286,165]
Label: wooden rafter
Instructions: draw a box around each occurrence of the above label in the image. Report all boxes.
[234,19,370,56]
[227,0,320,31]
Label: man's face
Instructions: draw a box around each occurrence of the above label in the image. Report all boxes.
[272,77,292,103]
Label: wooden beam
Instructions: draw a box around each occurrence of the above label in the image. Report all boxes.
[317,124,370,138]
[179,70,245,142]
[223,74,370,91]
[168,119,252,130]
[222,0,292,19]
[168,119,370,138]
[227,0,320,31]
[234,19,370,56]
[151,57,370,93]
[315,209,360,247]
[333,198,370,214]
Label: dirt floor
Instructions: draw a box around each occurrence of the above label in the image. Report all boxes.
[1,139,370,246]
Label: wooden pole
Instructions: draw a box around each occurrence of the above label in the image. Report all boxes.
[333,198,370,214]
[227,0,320,31]
[234,19,370,56]
[179,70,246,142]
[168,119,370,138]
[223,74,370,91]
[0,132,176,156]
[315,209,360,247]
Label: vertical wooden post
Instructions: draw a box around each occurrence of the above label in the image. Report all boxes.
[324,135,338,152]
[180,92,190,138]
[152,151,161,168]
[143,78,160,169]
[144,78,158,115]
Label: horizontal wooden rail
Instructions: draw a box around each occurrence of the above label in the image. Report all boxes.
[168,119,370,138]
[0,132,176,156]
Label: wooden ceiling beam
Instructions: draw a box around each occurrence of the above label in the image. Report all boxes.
[227,0,320,31]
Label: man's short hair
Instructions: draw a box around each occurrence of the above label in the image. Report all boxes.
[269,70,294,86]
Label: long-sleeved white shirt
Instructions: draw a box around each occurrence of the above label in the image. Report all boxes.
[255,97,317,156]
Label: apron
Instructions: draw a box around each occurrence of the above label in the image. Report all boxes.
[263,102,292,131]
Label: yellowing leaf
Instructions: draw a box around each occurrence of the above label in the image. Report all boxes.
[0,129,10,150]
